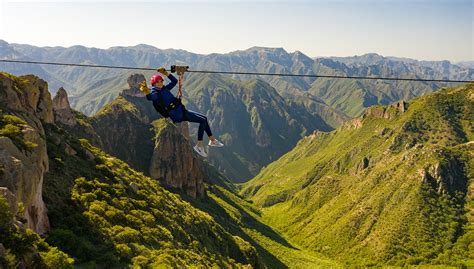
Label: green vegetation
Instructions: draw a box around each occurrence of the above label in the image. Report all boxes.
[0,112,37,151]
[0,72,31,89]
[95,96,140,117]
[0,196,74,268]
[242,84,474,267]
[43,123,258,268]
[189,185,340,268]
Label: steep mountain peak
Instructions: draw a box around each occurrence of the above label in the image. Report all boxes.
[52,87,71,109]
[130,43,160,50]
[236,46,289,55]
[52,87,77,126]
[291,50,314,65]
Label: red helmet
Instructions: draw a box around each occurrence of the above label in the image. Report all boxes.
[150,74,163,85]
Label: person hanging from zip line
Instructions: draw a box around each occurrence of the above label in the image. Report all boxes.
[139,67,223,157]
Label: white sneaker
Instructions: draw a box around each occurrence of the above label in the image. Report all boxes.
[193,145,208,157]
[208,139,224,147]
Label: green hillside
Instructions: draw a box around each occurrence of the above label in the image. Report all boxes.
[242,84,474,266]
[309,76,442,117]
[43,123,259,268]
[193,185,340,268]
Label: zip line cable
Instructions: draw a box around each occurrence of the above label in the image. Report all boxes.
[0,59,472,84]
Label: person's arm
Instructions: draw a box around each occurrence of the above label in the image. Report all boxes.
[146,91,158,101]
[157,67,177,91]
[139,81,156,100]
[165,73,178,91]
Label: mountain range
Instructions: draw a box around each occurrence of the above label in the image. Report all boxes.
[1,40,472,117]
[1,40,472,181]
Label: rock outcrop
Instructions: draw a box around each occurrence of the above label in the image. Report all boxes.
[0,74,53,123]
[364,101,407,120]
[91,96,155,173]
[0,73,51,234]
[120,74,147,97]
[343,118,363,129]
[420,154,468,195]
[149,120,205,198]
[52,87,77,126]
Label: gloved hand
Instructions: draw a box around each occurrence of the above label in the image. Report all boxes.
[139,81,150,95]
[157,67,169,76]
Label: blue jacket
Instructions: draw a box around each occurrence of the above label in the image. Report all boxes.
[146,74,184,122]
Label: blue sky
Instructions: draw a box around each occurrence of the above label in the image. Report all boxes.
[0,0,472,61]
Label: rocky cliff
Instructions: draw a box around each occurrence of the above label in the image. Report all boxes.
[150,120,205,198]
[0,72,52,234]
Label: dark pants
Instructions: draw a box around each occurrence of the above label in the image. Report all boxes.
[183,110,213,141]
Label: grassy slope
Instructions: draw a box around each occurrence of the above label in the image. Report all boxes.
[242,84,474,266]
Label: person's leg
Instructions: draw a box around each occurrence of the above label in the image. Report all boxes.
[185,111,224,146]
[183,110,213,145]
[192,112,212,137]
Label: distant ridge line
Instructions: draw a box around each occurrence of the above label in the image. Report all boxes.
[1,59,472,83]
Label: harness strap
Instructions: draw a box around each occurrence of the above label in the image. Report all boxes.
[177,72,184,98]
[165,98,181,112]
[157,91,167,111]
